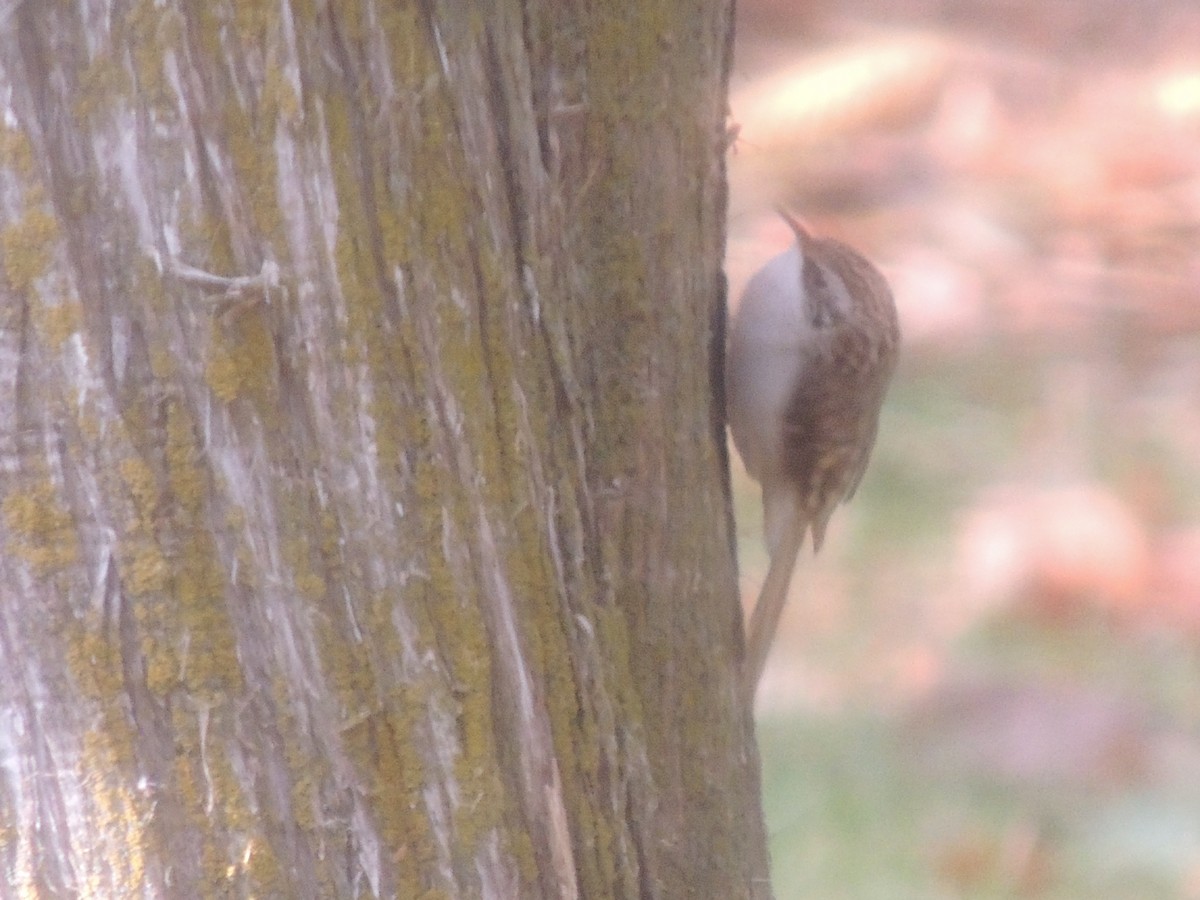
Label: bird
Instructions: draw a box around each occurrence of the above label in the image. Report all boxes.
[727,209,900,698]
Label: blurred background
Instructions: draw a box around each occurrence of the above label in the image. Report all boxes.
[726,1,1200,896]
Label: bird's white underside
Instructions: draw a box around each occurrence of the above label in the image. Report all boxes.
[728,247,811,555]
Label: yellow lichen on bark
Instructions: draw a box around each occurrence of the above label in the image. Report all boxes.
[225,101,283,243]
[67,627,124,702]
[118,456,170,597]
[33,296,83,347]
[80,729,150,896]
[72,48,132,123]
[1,207,59,293]
[123,0,179,109]
[175,540,243,699]
[122,542,171,597]
[0,124,35,176]
[203,310,278,409]
[205,341,244,403]
[2,479,79,576]
[165,401,204,514]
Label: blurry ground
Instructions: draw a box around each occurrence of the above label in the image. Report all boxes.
[728,0,1200,896]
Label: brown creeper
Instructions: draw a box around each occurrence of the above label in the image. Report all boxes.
[727,210,900,696]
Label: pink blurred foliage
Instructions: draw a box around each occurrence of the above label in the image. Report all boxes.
[957,483,1200,632]
[1148,528,1200,631]
[727,17,1200,351]
[906,676,1152,787]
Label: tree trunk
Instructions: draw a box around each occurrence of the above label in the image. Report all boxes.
[0,1,769,897]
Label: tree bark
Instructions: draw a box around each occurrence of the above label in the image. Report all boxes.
[0,1,769,897]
